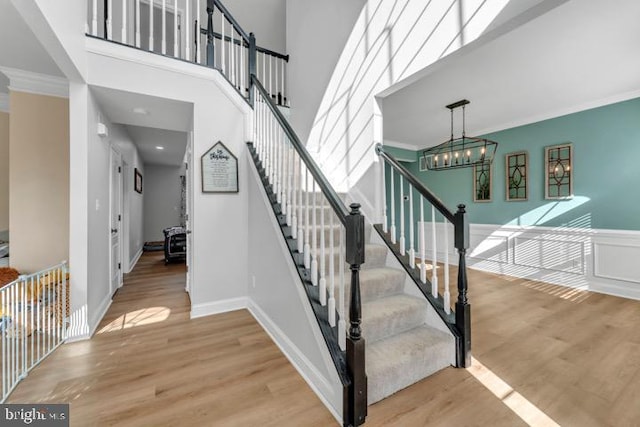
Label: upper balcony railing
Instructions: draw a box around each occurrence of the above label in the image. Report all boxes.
[87,0,289,106]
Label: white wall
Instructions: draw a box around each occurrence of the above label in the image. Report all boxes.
[223,0,286,53]
[85,39,251,316]
[143,164,185,242]
[285,0,365,143]
[0,111,8,233]
[84,89,145,335]
[247,155,343,421]
[288,0,513,217]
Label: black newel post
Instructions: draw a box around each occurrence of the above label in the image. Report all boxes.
[206,0,215,67]
[454,204,471,368]
[248,32,257,106]
[344,203,367,427]
[103,0,109,39]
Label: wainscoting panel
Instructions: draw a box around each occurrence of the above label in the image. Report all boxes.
[467,224,640,300]
[593,241,640,284]
[513,236,585,274]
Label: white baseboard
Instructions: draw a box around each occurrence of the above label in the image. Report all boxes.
[190,297,249,319]
[128,248,143,273]
[247,301,342,425]
[89,294,113,337]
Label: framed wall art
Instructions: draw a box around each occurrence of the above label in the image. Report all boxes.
[473,162,492,202]
[134,168,143,194]
[201,141,239,193]
[545,143,573,199]
[505,151,528,201]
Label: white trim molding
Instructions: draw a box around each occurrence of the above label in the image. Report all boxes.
[128,247,143,273]
[190,296,249,319]
[0,93,9,112]
[0,66,69,98]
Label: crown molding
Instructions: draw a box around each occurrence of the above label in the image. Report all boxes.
[0,93,8,113]
[0,67,68,98]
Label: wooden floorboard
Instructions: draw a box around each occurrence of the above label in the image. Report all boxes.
[8,252,640,426]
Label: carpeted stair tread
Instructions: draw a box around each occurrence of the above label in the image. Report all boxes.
[366,325,454,404]
[361,294,427,343]
[322,244,387,270]
[342,267,405,303]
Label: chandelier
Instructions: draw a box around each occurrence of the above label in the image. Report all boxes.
[422,99,498,170]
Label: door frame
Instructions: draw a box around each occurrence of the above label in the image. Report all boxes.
[185,131,193,295]
[109,145,124,296]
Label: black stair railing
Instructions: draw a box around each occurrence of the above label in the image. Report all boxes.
[375,144,471,368]
[251,75,367,426]
[88,0,288,106]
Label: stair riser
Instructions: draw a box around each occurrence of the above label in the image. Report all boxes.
[318,245,386,272]
[362,303,426,343]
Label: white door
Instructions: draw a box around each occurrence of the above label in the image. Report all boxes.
[185,133,193,294]
[110,147,124,295]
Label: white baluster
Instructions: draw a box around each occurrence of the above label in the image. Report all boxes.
[274,59,279,103]
[409,186,415,268]
[92,0,98,35]
[135,0,141,47]
[240,39,245,95]
[121,0,127,43]
[338,226,346,351]
[390,168,396,243]
[280,59,285,105]
[107,0,113,39]
[286,143,293,225]
[149,0,154,51]
[382,158,388,233]
[270,56,273,99]
[221,13,226,75]
[399,175,405,255]
[161,0,166,53]
[319,196,327,306]
[328,213,336,326]
[297,157,305,253]
[304,168,311,268]
[291,151,298,240]
[311,181,318,286]
[431,205,438,297]
[173,0,178,56]
[196,0,200,63]
[443,218,451,314]
[184,0,189,59]
[420,196,427,283]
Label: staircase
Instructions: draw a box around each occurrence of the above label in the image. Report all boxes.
[355,234,454,404]
[87,0,471,424]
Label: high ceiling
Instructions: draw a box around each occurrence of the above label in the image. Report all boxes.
[382,0,640,149]
[0,0,63,92]
[91,86,192,166]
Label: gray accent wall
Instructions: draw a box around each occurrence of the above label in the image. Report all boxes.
[143,164,185,242]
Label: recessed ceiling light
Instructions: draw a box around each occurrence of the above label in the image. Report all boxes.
[155,146,164,150]
[133,107,149,115]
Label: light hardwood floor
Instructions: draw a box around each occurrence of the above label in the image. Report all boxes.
[8,252,640,426]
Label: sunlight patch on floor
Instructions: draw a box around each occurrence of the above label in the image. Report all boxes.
[468,357,560,427]
[97,307,171,334]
